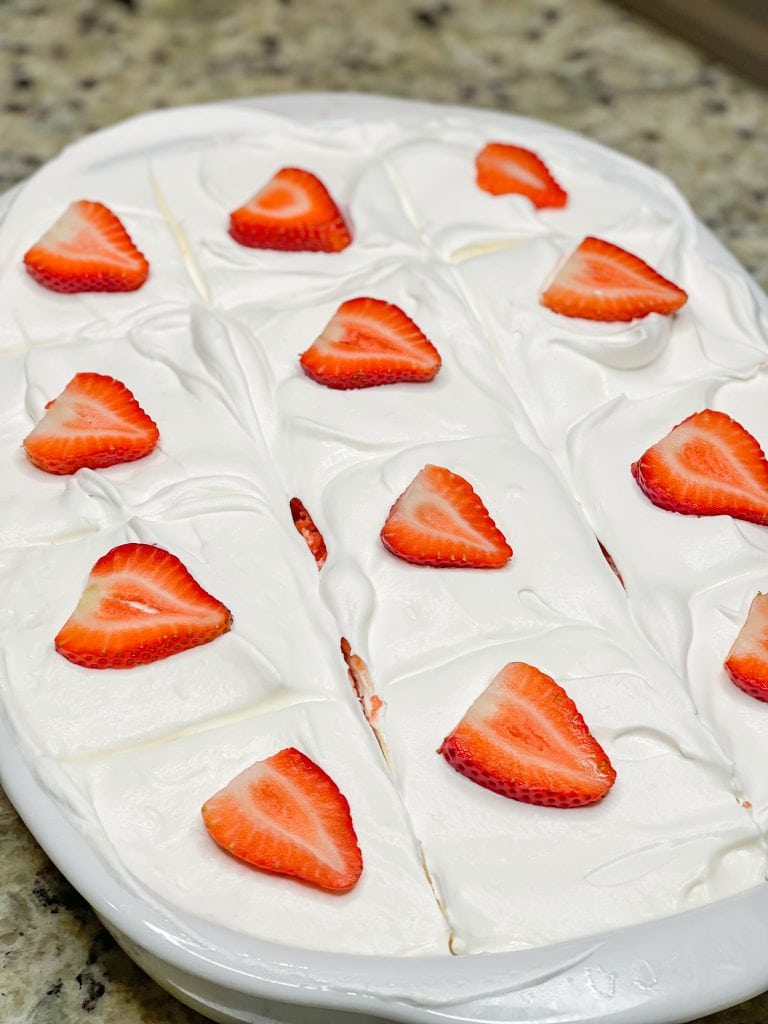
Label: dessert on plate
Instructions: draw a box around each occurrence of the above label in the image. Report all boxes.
[0,99,766,963]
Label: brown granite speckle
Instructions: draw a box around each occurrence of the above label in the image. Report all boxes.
[0,788,211,1024]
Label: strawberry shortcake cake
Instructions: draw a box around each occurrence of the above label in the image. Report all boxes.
[0,98,766,958]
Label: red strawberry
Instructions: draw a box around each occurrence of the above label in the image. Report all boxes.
[299,297,441,390]
[381,464,512,568]
[541,236,687,321]
[290,497,327,569]
[55,543,232,669]
[229,168,351,252]
[368,693,384,725]
[23,372,159,475]
[23,200,149,293]
[632,410,768,525]
[724,593,768,702]
[202,746,363,892]
[476,142,567,208]
[597,539,625,588]
[340,637,382,725]
[439,662,616,808]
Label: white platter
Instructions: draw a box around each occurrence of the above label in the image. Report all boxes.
[1,92,768,1024]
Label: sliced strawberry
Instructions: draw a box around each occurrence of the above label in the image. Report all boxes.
[597,539,625,588]
[381,464,512,569]
[202,746,363,892]
[299,297,441,390]
[340,637,381,723]
[632,410,768,525]
[368,693,384,725]
[23,200,149,293]
[55,543,232,669]
[725,593,768,703]
[439,662,616,808]
[23,372,159,475]
[540,236,687,321]
[476,142,567,208]
[229,168,351,252]
[290,497,327,569]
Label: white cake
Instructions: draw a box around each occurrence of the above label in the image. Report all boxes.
[1,97,767,959]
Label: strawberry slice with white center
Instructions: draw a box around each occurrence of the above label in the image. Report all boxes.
[229,167,351,252]
[289,497,327,569]
[632,409,768,525]
[439,662,616,808]
[201,746,363,892]
[299,297,442,390]
[725,593,768,703]
[23,372,159,475]
[475,142,567,208]
[541,236,687,321]
[23,200,149,293]
[55,543,232,669]
[381,464,512,568]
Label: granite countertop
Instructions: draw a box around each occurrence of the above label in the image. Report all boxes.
[0,1,766,1022]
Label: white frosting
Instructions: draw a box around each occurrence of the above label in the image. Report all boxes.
[0,508,346,760]
[305,434,630,686]
[0,163,200,351]
[0,304,450,952]
[453,237,767,475]
[1,100,767,960]
[381,628,765,954]
[0,307,281,548]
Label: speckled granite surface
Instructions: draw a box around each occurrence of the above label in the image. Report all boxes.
[0,2,766,1022]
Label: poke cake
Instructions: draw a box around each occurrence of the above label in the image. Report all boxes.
[1,93,768,984]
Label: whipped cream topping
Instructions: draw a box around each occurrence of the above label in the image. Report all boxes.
[0,170,199,351]
[568,373,768,831]
[301,433,631,685]
[1,100,767,959]
[0,301,450,953]
[46,696,449,956]
[0,307,282,549]
[1,506,343,759]
[453,236,767,476]
[382,627,765,954]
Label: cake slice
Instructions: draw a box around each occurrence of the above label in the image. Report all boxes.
[148,106,415,309]
[301,433,630,687]
[453,235,766,475]
[568,373,768,830]
[0,505,346,758]
[380,627,765,953]
[48,697,449,955]
[0,126,205,349]
[368,115,690,259]
[0,307,279,548]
